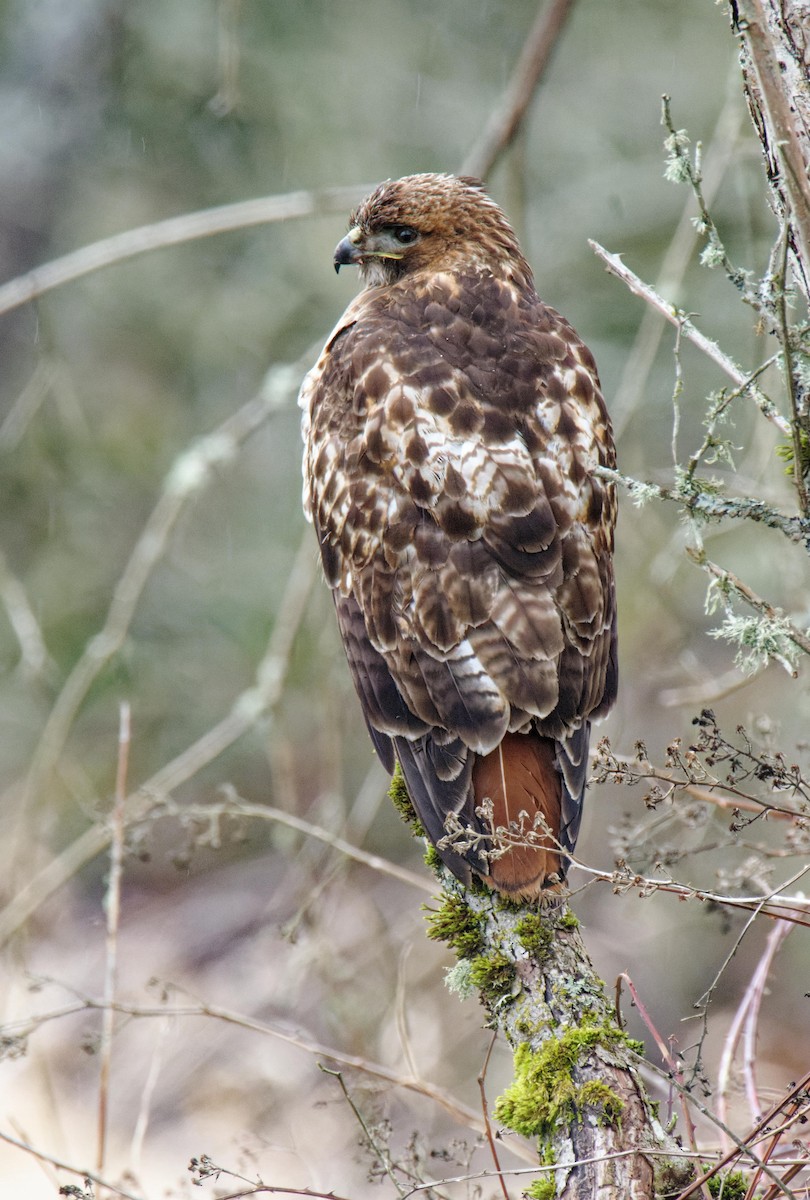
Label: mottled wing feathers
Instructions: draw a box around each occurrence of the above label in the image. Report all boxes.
[300,174,617,896]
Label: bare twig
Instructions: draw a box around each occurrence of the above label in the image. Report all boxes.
[97,701,130,1174]
[460,0,577,179]
[611,77,745,439]
[478,1031,511,1200]
[589,239,791,435]
[0,1127,145,1200]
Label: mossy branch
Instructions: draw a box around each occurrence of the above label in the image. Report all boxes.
[425,875,695,1199]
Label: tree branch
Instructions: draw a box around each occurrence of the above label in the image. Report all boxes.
[461,0,577,179]
[427,888,694,1198]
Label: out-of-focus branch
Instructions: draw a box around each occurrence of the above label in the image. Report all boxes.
[0,186,371,318]
[0,524,317,948]
[460,0,577,179]
[17,355,307,830]
[1,995,519,1156]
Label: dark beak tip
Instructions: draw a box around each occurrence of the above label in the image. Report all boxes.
[333,233,362,273]
[334,261,341,274]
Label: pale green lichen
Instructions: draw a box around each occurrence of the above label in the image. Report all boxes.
[443,959,476,1000]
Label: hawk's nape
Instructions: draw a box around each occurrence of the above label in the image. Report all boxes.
[300,173,617,899]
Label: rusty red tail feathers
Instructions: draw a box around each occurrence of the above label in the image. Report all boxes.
[472,732,563,897]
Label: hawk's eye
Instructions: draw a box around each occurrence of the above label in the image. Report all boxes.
[390,225,419,245]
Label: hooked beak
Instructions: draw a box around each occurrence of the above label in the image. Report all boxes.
[333,228,364,273]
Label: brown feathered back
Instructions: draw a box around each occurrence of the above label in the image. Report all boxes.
[300,173,617,898]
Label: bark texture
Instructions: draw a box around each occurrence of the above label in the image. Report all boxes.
[429,883,694,1199]
[734,0,810,513]
[735,0,810,299]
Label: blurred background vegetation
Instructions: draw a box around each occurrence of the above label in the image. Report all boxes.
[0,1,807,1196]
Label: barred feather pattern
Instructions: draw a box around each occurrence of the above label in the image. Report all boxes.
[300,174,617,898]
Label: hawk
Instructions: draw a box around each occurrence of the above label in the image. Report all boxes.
[300,173,617,898]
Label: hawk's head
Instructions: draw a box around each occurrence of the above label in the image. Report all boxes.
[334,173,533,290]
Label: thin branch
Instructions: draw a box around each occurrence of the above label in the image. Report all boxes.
[478,1032,511,1200]
[0,1127,145,1200]
[460,0,577,179]
[97,701,130,1174]
[611,76,745,439]
[716,914,796,1154]
[570,857,810,929]
[0,186,370,318]
[2,995,541,1160]
[589,240,791,435]
[686,546,810,657]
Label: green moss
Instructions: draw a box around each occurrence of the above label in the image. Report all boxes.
[388,764,425,836]
[515,912,553,960]
[495,1022,630,1140]
[576,1079,625,1123]
[424,893,484,958]
[706,1169,747,1199]
[469,950,516,1004]
[423,843,443,874]
[559,911,579,930]
[523,1178,556,1200]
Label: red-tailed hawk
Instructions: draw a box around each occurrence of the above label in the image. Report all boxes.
[300,173,617,898]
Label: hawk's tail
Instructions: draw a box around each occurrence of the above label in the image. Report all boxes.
[394,724,591,899]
